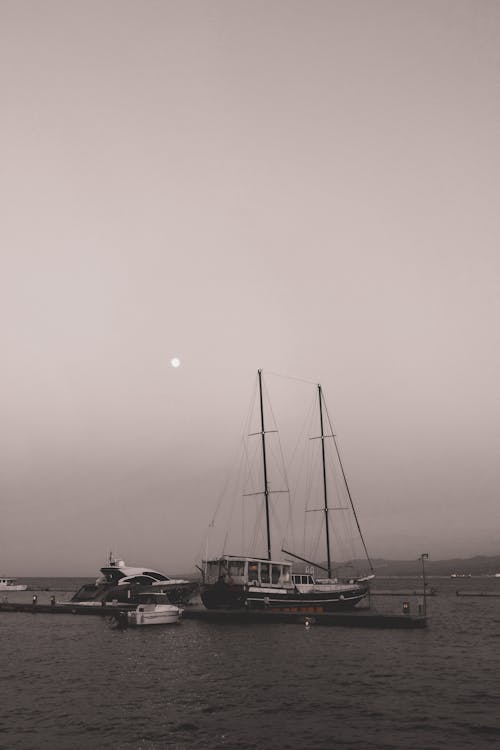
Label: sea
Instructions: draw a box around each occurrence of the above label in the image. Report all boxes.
[1,576,500,750]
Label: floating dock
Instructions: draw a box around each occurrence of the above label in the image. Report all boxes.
[455,590,500,597]
[0,601,428,628]
[370,589,436,597]
[182,607,428,628]
[0,601,135,616]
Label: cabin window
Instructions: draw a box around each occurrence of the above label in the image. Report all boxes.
[144,572,169,581]
[206,562,220,583]
[125,576,155,585]
[260,563,270,584]
[248,562,259,582]
[271,565,280,584]
[228,561,245,577]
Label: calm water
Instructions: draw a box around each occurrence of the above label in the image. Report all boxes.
[2,577,500,749]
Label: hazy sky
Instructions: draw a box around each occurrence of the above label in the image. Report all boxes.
[2,0,500,576]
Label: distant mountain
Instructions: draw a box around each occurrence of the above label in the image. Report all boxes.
[281,554,500,577]
[367,555,500,577]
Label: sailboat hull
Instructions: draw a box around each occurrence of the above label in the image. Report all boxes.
[200,581,369,611]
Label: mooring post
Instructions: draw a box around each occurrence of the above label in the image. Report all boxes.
[420,553,429,616]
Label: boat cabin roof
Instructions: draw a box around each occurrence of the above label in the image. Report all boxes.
[204,555,292,569]
[100,565,172,581]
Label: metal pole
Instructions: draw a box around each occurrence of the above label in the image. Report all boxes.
[420,553,429,616]
[258,370,272,560]
[318,385,332,578]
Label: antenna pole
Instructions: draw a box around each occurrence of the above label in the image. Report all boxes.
[318,385,332,578]
[420,553,429,616]
[258,370,272,560]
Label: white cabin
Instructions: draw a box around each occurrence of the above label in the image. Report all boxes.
[203,555,293,588]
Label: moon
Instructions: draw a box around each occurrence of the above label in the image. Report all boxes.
[170,357,181,368]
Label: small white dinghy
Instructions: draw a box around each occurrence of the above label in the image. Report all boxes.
[129,603,182,627]
[127,592,183,627]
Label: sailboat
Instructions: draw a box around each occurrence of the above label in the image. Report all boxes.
[200,370,374,612]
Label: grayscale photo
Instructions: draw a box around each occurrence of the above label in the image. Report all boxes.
[1,1,500,748]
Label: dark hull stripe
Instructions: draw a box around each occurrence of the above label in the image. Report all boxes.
[201,584,369,611]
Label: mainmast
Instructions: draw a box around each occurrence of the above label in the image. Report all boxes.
[258,369,272,560]
[318,384,333,578]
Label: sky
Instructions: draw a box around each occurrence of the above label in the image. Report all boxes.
[2,0,500,576]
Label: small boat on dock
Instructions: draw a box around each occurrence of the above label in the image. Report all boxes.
[125,593,183,627]
[0,577,27,592]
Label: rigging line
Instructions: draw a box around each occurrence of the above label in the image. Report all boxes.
[302,419,318,556]
[249,499,267,557]
[222,440,248,547]
[241,476,245,556]
[287,389,317,486]
[261,376,285,468]
[264,369,320,387]
[263,373,303,559]
[312,511,326,568]
[283,501,296,558]
[241,375,259,478]
[261,374,292,553]
[207,377,258,531]
[323,397,374,572]
[195,439,242,561]
[268,491,291,555]
[213,383,261,559]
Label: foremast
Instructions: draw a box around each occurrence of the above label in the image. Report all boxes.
[284,380,374,579]
[258,369,272,561]
[243,370,287,562]
[318,384,333,578]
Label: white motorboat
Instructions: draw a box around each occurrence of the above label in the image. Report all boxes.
[0,577,28,591]
[107,593,183,628]
[128,594,183,627]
